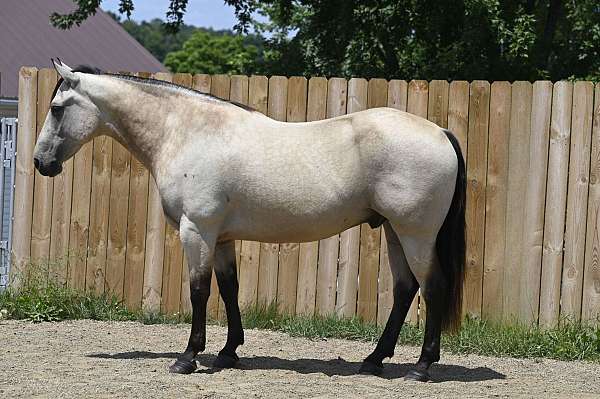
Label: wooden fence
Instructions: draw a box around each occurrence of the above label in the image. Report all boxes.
[11,67,600,327]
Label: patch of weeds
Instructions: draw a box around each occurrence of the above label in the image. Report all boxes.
[2,263,599,362]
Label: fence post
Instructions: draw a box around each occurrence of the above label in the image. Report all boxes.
[11,67,38,287]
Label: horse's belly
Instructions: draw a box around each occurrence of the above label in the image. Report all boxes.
[220,204,373,243]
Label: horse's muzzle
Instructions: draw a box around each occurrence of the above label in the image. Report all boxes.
[34,157,62,177]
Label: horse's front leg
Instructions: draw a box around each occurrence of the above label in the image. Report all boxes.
[212,240,244,368]
[169,215,217,374]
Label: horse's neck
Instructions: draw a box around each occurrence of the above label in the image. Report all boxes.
[93,77,195,178]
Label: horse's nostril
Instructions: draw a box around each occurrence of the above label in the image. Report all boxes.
[33,157,40,169]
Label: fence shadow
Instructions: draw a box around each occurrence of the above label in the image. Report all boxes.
[88,351,505,383]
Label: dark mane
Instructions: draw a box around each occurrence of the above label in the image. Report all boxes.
[51,64,256,112]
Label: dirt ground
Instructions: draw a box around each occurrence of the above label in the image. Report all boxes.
[1,320,599,398]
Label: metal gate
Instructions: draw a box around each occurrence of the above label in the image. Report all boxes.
[0,118,17,290]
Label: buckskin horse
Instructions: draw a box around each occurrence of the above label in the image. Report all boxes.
[33,60,465,382]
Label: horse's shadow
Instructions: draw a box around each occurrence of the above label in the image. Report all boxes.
[88,351,505,383]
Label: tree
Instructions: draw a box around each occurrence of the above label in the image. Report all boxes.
[164,30,259,74]
[108,12,197,62]
[51,0,600,81]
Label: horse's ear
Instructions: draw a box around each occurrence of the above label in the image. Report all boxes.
[52,58,80,87]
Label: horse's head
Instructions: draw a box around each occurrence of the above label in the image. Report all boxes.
[33,60,103,177]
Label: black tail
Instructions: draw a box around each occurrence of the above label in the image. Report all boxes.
[436,129,466,333]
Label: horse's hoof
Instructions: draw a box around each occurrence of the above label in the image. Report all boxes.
[404,368,430,382]
[169,359,197,374]
[358,361,383,376]
[213,352,239,369]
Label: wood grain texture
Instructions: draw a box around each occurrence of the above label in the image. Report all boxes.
[85,136,113,294]
[296,77,327,315]
[503,82,533,321]
[123,152,149,309]
[68,140,93,290]
[539,82,573,327]
[561,81,594,322]
[448,81,470,156]
[465,81,490,319]
[30,69,56,266]
[519,81,552,323]
[104,139,131,298]
[582,83,600,322]
[12,67,38,285]
[48,149,74,284]
[482,82,511,321]
[427,80,449,128]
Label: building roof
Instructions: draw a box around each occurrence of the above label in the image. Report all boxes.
[0,0,167,98]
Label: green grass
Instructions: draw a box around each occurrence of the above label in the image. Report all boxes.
[1,275,599,362]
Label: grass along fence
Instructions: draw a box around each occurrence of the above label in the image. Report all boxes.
[11,67,600,328]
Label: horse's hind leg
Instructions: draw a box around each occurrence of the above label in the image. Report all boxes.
[395,233,446,382]
[359,222,419,375]
[212,240,244,368]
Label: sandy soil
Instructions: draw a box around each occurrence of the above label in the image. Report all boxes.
[1,320,599,398]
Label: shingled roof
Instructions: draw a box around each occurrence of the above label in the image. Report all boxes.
[0,0,167,98]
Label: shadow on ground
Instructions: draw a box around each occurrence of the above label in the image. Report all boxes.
[88,351,505,383]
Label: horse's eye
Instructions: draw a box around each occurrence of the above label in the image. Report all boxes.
[50,105,64,118]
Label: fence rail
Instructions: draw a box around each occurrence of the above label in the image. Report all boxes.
[11,67,600,327]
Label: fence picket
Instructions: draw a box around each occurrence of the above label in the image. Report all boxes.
[11,67,38,284]
[519,81,552,323]
[539,82,574,327]
[502,82,534,321]
[582,83,600,322]
[464,81,490,319]
[448,81,470,155]
[30,69,56,266]
[561,82,594,322]
[104,138,131,298]
[482,82,511,321]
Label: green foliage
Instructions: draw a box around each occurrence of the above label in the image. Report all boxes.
[164,30,260,75]
[51,1,599,81]
[252,0,600,81]
[111,14,198,62]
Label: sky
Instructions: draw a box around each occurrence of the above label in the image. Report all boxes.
[101,0,241,30]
